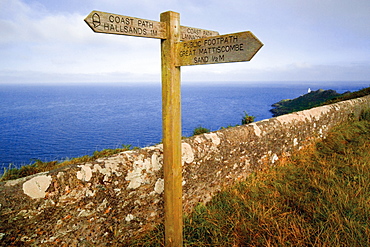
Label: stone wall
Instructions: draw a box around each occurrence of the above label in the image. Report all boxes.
[1,95,369,245]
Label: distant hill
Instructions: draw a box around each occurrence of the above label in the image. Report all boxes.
[270,89,342,117]
[323,86,370,105]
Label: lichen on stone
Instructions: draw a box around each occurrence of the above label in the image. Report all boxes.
[23,175,52,199]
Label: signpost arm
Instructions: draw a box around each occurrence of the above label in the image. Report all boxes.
[160,11,183,247]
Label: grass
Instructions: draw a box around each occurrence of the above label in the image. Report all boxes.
[323,86,370,105]
[192,126,210,136]
[270,86,370,117]
[129,109,370,246]
[241,111,255,125]
[270,89,341,117]
[0,144,138,182]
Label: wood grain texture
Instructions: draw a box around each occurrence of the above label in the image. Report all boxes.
[160,11,183,247]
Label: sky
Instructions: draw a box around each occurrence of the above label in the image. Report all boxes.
[0,0,369,85]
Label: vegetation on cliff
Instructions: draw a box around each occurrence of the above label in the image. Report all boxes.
[323,86,370,105]
[270,89,342,117]
[270,86,370,117]
[131,108,370,246]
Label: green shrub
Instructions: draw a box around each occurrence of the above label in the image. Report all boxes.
[241,111,255,125]
[192,126,210,136]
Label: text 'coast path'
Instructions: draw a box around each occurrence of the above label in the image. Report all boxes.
[85,11,219,41]
[85,11,167,39]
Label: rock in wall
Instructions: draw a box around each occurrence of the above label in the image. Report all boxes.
[0,95,369,245]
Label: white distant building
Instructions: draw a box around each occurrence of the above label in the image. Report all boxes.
[308,88,311,93]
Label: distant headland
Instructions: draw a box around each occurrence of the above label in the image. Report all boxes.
[270,88,346,117]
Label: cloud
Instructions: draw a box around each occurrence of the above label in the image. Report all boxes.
[0,0,162,79]
[0,0,370,84]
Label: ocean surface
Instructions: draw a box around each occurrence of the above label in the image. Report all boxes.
[0,82,368,172]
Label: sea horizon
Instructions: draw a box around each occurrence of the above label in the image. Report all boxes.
[1,81,369,172]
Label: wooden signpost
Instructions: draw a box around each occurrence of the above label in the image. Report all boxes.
[85,10,263,247]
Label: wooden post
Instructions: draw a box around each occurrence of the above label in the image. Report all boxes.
[160,11,183,246]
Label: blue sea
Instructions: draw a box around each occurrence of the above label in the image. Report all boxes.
[0,81,368,172]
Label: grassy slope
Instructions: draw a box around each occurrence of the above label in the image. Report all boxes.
[324,86,370,105]
[270,87,370,117]
[270,89,341,117]
[130,109,370,246]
